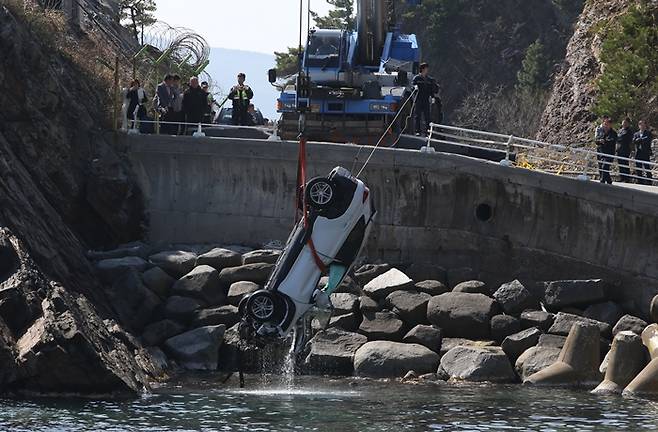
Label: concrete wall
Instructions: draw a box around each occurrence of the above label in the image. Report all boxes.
[122,134,658,316]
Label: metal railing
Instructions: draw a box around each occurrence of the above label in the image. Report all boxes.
[122,115,278,139]
[427,123,657,185]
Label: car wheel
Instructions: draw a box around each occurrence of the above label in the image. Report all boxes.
[305,177,335,210]
[246,290,278,322]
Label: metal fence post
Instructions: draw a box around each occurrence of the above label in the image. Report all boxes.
[500,135,514,167]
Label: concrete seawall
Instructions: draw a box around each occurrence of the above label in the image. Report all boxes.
[121,134,658,317]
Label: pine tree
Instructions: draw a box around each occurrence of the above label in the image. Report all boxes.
[274,47,303,76]
[120,0,157,44]
[311,0,355,30]
[516,40,549,92]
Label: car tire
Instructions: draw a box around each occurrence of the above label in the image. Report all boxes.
[305,177,335,210]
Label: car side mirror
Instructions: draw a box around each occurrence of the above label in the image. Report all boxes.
[268,68,277,83]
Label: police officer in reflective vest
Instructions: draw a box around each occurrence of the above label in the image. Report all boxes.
[228,72,254,126]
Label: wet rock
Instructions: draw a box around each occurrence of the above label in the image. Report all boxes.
[96,256,149,282]
[106,270,161,332]
[329,312,362,332]
[583,301,624,328]
[149,250,197,278]
[141,319,185,346]
[331,293,359,315]
[192,305,240,328]
[196,248,242,271]
[242,249,281,265]
[427,292,498,339]
[354,264,391,286]
[493,280,536,315]
[385,290,430,325]
[520,310,555,332]
[446,267,477,289]
[612,314,648,336]
[501,327,541,363]
[141,266,175,298]
[172,265,225,306]
[305,328,368,375]
[359,296,380,313]
[549,312,611,338]
[439,346,516,383]
[452,280,488,294]
[162,296,202,323]
[515,346,561,381]
[414,280,449,296]
[163,325,226,370]
[227,281,260,306]
[405,263,446,285]
[491,314,521,343]
[363,268,413,300]
[592,331,648,394]
[439,338,496,358]
[543,279,607,309]
[354,341,439,378]
[217,324,259,373]
[218,263,274,286]
[403,325,442,352]
[402,370,419,381]
[358,311,405,341]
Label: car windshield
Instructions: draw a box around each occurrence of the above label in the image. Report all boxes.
[305,33,340,68]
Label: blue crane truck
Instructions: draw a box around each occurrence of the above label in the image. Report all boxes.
[269,0,421,144]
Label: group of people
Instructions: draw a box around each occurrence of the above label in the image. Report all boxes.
[595,116,654,185]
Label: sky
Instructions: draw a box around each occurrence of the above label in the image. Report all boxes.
[154,0,333,54]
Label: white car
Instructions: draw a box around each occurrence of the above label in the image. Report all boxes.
[238,167,375,351]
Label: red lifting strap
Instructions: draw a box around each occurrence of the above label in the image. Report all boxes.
[296,137,328,274]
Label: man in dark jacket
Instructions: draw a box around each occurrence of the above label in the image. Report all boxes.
[182,77,208,127]
[229,73,254,126]
[633,120,654,185]
[412,63,440,136]
[595,116,617,184]
[616,117,634,182]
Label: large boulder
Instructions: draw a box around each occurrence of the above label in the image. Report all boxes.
[543,279,607,309]
[227,281,260,306]
[439,346,517,383]
[548,312,611,337]
[141,266,175,298]
[493,280,536,315]
[163,325,226,370]
[242,249,281,265]
[612,314,648,336]
[452,280,488,294]
[358,311,405,341]
[192,305,240,328]
[304,328,368,375]
[515,345,562,381]
[405,263,447,284]
[162,296,202,323]
[331,293,359,315]
[329,312,362,332]
[501,327,541,363]
[363,268,413,299]
[439,338,496,358]
[583,301,624,328]
[172,265,225,306]
[141,319,185,346]
[491,314,521,343]
[95,257,149,282]
[384,290,430,325]
[359,296,381,314]
[414,280,449,296]
[354,341,439,378]
[106,270,161,332]
[520,310,555,332]
[354,264,391,286]
[403,325,442,353]
[196,248,242,271]
[149,250,197,278]
[218,263,274,286]
[427,292,498,339]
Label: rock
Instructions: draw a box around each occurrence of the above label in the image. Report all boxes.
[612,314,648,336]
[304,328,368,375]
[623,324,658,395]
[501,327,541,363]
[405,263,447,284]
[162,296,202,322]
[354,264,391,286]
[149,250,197,278]
[106,270,161,332]
[548,312,611,338]
[331,293,359,315]
[439,338,496,358]
[520,310,555,332]
[402,370,419,381]
[192,305,240,328]
[196,248,243,271]
[592,331,648,394]
[543,279,607,309]
[427,292,498,339]
[87,242,151,261]
[363,268,413,299]
[446,267,477,289]
[227,281,260,306]
[217,324,259,373]
[583,301,624,328]
[141,319,185,346]
[218,263,274,286]
[354,341,439,378]
[452,280,488,294]
[651,295,658,324]
[414,280,449,296]
[329,312,362,332]
[359,296,380,313]
[141,266,175,298]
[538,334,567,349]
[491,314,521,343]
[439,346,517,383]
[242,249,281,265]
[403,325,442,352]
[359,311,405,341]
[95,256,149,282]
[172,265,225,306]
[385,290,430,325]
[142,346,169,376]
[493,280,536,315]
[164,325,226,370]
[515,346,562,381]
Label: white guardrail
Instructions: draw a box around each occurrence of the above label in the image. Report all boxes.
[427,123,657,185]
[122,116,278,139]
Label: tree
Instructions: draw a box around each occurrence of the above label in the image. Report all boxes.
[119,0,157,44]
[310,0,355,30]
[274,47,303,76]
[516,40,550,92]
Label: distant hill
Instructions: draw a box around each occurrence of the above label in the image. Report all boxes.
[206,47,279,120]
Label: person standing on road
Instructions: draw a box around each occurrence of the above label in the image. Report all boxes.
[156,74,175,134]
[594,116,617,184]
[616,117,634,183]
[228,73,254,126]
[633,120,654,185]
[182,76,208,128]
[412,62,440,136]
